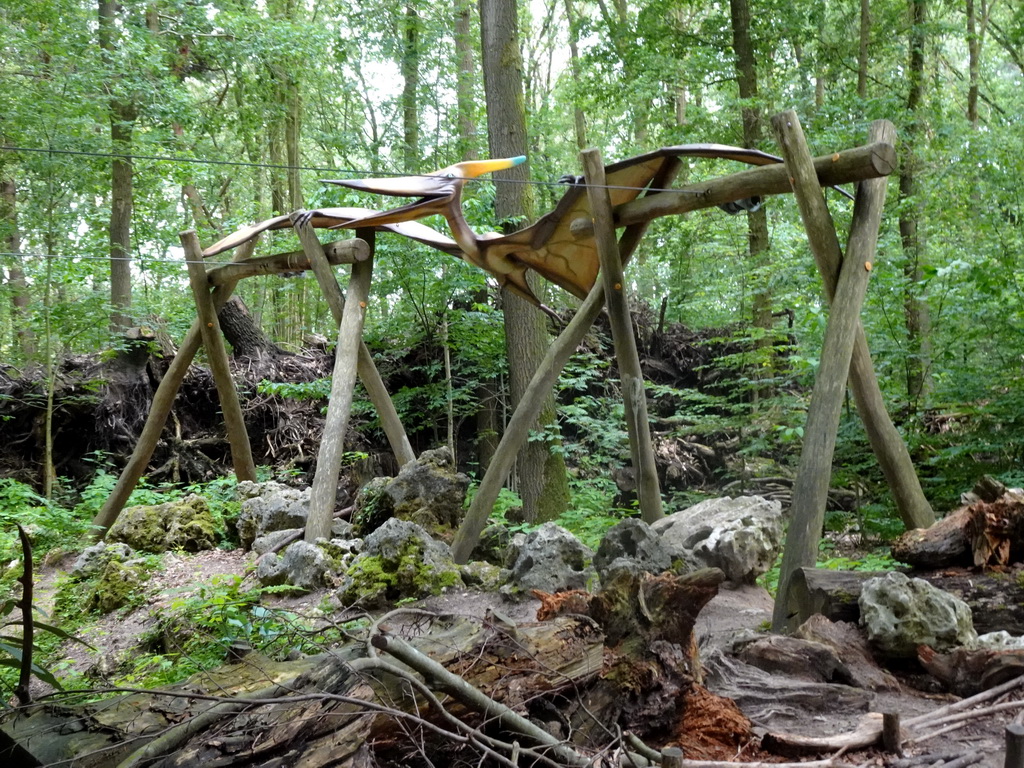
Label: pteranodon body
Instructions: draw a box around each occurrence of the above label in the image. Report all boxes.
[204,145,785,306]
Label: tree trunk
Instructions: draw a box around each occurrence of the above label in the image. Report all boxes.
[565,0,588,149]
[858,0,870,99]
[1,176,36,361]
[480,0,569,523]
[900,0,931,408]
[730,0,773,398]
[400,4,420,173]
[99,0,135,334]
[454,0,478,162]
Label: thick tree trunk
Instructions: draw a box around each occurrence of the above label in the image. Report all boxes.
[218,295,282,360]
[1,176,35,360]
[480,0,569,523]
[900,0,931,408]
[400,5,420,173]
[858,0,870,99]
[454,0,478,162]
[99,0,135,334]
[730,0,773,398]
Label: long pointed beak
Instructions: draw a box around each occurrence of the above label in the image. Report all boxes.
[320,156,526,198]
[319,156,526,228]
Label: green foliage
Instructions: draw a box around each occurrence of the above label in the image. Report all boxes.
[0,480,89,575]
[0,593,93,704]
[555,477,631,551]
[117,575,330,688]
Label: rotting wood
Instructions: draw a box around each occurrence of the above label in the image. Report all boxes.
[206,238,369,285]
[762,712,884,756]
[183,230,257,483]
[1006,723,1024,768]
[91,237,259,536]
[582,147,663,524]
[893,489,1024,569]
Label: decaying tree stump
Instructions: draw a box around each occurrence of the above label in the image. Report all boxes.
[892,489,1024,569]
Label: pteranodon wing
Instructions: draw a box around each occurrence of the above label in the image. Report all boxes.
[482,144,783,299]
[202,208,461,258]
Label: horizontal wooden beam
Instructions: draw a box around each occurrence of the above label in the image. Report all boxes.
[206,238,370,285]
[569,141,896,237]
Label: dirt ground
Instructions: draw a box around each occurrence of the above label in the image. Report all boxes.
[27,551,1024,766]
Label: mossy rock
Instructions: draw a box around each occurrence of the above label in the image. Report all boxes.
[108,493,219,553]
[86,559,151,613]
[352,477,394,536]
[338,519,462,607]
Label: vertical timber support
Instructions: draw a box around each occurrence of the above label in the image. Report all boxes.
[451,156,682,563]
[294,214,416,468]
[770,112,917,631]
[452,282,606,563]
[295,218,373,543]
[90,236,259,537]
[581,148,663,524]
[182,230,258,484]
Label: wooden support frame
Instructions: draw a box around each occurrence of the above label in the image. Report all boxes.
[293,217,374,542]
[771,112,934,632]
[90,235,259,536]
[581,148,663,524]
[293,214,417,468]
[183,230,258,484]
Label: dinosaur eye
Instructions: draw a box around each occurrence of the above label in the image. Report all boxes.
[446,173,455,178]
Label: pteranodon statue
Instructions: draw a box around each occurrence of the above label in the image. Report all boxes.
[204,145,785,307]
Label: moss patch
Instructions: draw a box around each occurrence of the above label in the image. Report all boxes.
[339,539,462,607]
[108,494,219,553]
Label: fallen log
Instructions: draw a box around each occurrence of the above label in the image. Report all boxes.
[892,489,1024,569]
[789,566,1024,636]
[2,613,604,768]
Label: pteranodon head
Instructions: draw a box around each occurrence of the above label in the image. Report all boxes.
[320,156,526,231]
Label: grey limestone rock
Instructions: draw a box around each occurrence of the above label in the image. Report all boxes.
[256,540,333,592]
[859,571,977,658]
[108,493,218,553]
[505,522,595,594]
[236,483,311,549]
[72,541,136,577]
[652,495,784,583]
[593,518,673,583]
[337,518,463,607]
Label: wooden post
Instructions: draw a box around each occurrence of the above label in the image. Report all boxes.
[299,222,373,542]
[1006,723,1024,768]
[90,237,259,537]
[770,112,893,631]
[183,231,258,484]
[581,148,663,524]
[882,712,903,755]
[661,746,684,768]
[293,214,416,468]
[772,115,934,534]
[451,159,683,563]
